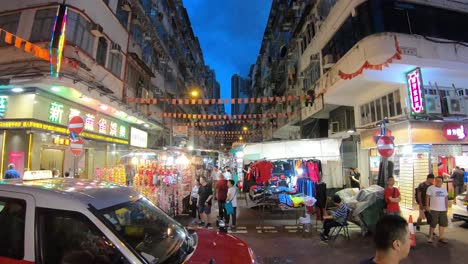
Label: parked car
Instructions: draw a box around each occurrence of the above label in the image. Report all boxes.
[0,177,256,263]
[453,191,468,223]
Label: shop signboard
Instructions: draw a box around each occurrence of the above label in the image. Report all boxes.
[173,126,188,137]
[406,68,425,115]
[23,170,52,180]
[442,123,466,141]
[130,127,148,148]
[0,95,8,117]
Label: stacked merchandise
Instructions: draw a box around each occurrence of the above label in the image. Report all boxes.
[177,165,195,215]
[94,166,126,185]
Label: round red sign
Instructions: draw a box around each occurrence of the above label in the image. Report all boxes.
[68,116,85,135]
[70,137,84,156]
[377,136,394,158]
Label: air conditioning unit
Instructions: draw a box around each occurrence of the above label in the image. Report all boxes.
[110,42,121,54]
[446,96,466,115]
[132,14,141,26]
[90,23,103,37]
[322,54,335,69]
[121,0,131,12]
[425,95,442,114]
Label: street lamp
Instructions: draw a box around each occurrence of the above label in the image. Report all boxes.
[239,136,243,141]
[190,89,199,98]
[242,126,248,131]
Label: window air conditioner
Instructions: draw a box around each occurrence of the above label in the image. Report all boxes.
[110,42,121,54]
[425,95,442,114]
[323,54,335,69]
[90,23,104,37]
[446,96,465,115]
[121,0,131,12]
[144,33,152,41]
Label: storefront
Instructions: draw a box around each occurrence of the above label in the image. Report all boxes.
[0,92,137,179]
[360,120,468,209]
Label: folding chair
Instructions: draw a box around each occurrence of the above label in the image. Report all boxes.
[329,209,351,241]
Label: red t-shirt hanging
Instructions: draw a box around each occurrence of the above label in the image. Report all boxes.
[384,187,400,213]
[256,161,274,184]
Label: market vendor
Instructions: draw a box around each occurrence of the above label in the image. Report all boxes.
[320,195,348,242]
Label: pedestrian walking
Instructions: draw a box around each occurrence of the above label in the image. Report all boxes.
[349,167,361,189]
[216,174,228,220]
[450,166,464,204]
[415,173,435,231]
[360,215,410,264]
[4,163,20,179]
[384,177,401,216]
[211,166,221,200]
[426,176,449,244]
[190,179,201,223]
[198,176,213,228]
[225,179,238,230]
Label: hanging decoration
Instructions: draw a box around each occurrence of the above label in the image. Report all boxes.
[153,111,299,120]
[49,4,68,78]
[126,95,310,105]
[338,36,402,80]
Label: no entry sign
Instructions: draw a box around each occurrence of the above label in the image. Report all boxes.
[70,137,84,156]
[68,116,85,135]
[377,136,394,158]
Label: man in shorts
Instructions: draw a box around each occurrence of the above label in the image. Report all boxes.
[198,176,213,228]
[425,176,449,244]
[416,173,434,231]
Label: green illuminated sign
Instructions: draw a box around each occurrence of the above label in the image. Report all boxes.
[49,102,64,123]
[0,96,8,117]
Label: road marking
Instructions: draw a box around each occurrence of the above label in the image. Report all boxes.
[256,226,276,229]
[236,226,247,230]
[229,230,248,234]
[284,226,303,229]
[257,230,278,233]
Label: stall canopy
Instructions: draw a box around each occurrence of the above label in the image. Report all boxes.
[242,138,341,161]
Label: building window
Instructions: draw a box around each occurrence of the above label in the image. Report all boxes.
[66,10,95,56]
[116,0,129,28]
[30,9,56,42]
[0,13,20,34]
[360,90,403,126]
[96,37,108,66]
[36,208,129,264]
[0,197,26,260]
[108,52,122,77]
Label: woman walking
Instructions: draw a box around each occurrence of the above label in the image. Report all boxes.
[225,179,238,231]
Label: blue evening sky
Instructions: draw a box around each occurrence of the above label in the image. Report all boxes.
[184,0,271,114]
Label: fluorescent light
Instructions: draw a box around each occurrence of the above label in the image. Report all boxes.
[143,124,150,128]
[11,87,24,93]
[99,104,108,111]
[51,86,61,92]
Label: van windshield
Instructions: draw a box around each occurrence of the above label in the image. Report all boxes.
[98,198,189,263]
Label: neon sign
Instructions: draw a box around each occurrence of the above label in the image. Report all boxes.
[85,114,95,131]
[407,68,424,115]
[98,118,108,134]
[443,124,466,141]
[50,5,68,77]
[49,102,64,123]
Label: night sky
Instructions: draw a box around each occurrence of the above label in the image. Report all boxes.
[184,0,271,114]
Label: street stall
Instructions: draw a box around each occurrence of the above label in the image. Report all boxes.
[238,138,343,229]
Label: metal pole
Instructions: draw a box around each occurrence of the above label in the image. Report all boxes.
[73,155,77,178]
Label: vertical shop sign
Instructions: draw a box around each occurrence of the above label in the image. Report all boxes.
[109,121,118,137]
[98,118,108,134]
[85,114,95,131]
[119,125,127,138]
[406,68,425,115]
[49,102,64,124]
[0,96,8,117]
[49,4,68,78]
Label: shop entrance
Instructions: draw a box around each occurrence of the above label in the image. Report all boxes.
[40,148,64,173]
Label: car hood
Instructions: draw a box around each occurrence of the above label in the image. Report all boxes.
[186,229,254,264]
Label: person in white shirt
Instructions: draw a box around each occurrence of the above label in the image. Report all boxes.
[190,179,200,222]
[226,179,238,230]
[211,166,221,200]
[223,167,232,180]
[425,176,449,244]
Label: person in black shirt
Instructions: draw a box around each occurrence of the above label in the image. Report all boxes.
[360,215,410,264]
[198,176,213,228]
[416,173,434,231]
[349,167,361,189]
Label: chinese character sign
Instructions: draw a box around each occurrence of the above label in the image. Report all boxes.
[109,122,118,136]
[119,125,126,138]
[68,108,80,121]
[443,124,466,140]
[98,119,108,134]
[407,68,424,114]
[85,114,95,131]
[49,102,64,123]
[0,96,8,117]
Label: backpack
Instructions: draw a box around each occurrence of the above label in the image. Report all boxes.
[414,187,419,203]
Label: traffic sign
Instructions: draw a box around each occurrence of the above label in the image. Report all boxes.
[70,137,84,156]
[68,116,85,135]
[377,136,394,158]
